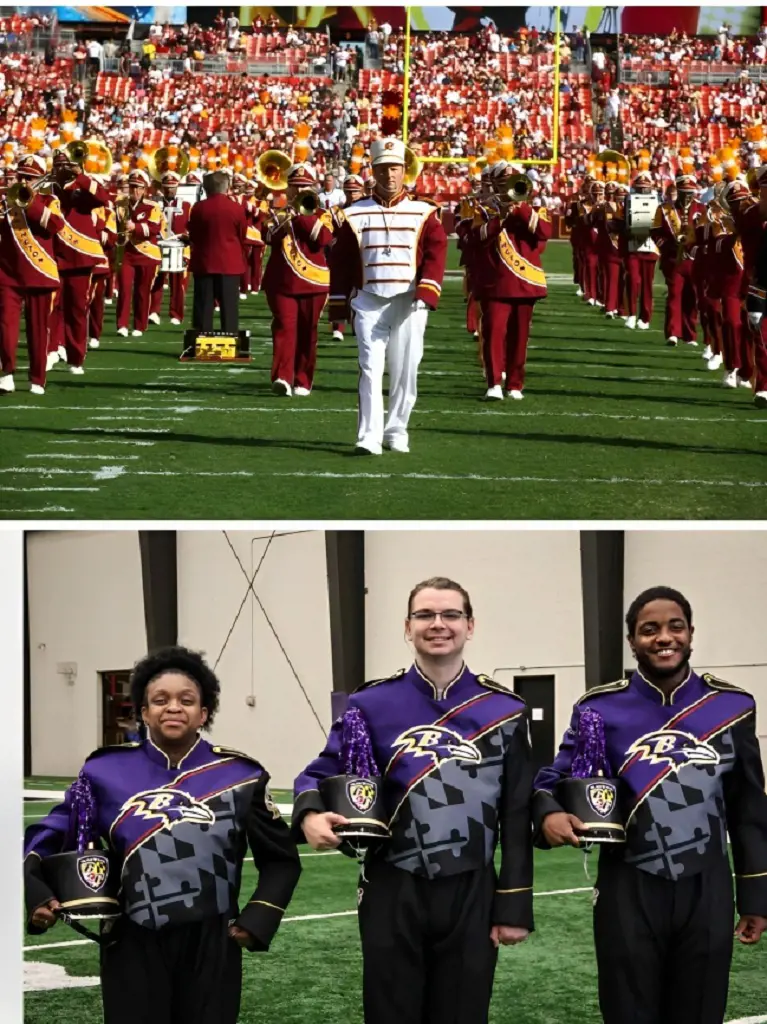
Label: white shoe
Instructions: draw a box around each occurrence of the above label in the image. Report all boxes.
[0,373,14,393]
[596,301,604,308]
[271,379,292,397]
[605,310,616,320]
[57,345,67,363]
[722,369,738,388]
[104,297,112,305]
[293,386,311,396]
[131,329,143,337]
[89,338,100,350]
[707,353,723,371]
[667,336,678,346]
[684,339,698,347]
[148,313,161,325]
[170,318,181,326]
[588,298,597,306]
[29,384,45,396]
[506,389,524,400]
[737,372,752,389]
[754,391,767,408]
[70,365,85,376]
[46,352,59,372]
[384,438,409,453]
[117,326,129,337]
[332,330,344,341]
[484,385,504,400]
[473,330,479,338]
[354,442,382,456]
[637,320,650,330]
[625,316,636,329]
[239,293,248,301]
[576,287,584,297]
[702,344,713,360]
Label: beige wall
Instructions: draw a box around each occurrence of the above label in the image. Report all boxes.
[624,530,767,760]
[364,530,586,743]
[27,531,146,777]
[176,530,334,788]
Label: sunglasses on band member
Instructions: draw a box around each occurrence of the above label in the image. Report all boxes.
[409,610,468,623]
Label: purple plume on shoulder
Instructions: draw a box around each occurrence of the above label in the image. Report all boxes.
[66,770,98,852]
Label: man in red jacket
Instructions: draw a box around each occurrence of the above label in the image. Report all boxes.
[188,170,247,332]
[149,171,192,326]
[117,169,164,337]
[262,163,334,396]
[471,166,552,400]
[0,154,65,395]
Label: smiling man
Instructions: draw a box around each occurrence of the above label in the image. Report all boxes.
[532,586,767,1024]
[293,577,534,1024]
[23,646,301,1024]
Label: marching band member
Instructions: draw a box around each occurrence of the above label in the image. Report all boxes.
[740,165,767,405]
[564,176,590,299]
[105,172,128,304]
[711,181,749,385]
[686,191,723,367]
[472,166,551,401]
[116,169,164,338]
[0,154,65,395]
[329,173,365,342]
[651,174,700,346]
[328,138,448,453]
[262,163,333,397]
[237,177,266,302]
[595,180,626,319]
[149,171,191,326]
[624,171,659,330]
[87,198,118,350]
[49,150,113,374]
[581,180,603,306]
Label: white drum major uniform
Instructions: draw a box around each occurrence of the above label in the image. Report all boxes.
[328,138,448,455]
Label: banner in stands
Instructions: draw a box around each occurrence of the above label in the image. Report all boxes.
[236,6,765,35]
[12,6,188,23]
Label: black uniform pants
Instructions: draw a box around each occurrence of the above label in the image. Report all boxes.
[192,273,240,332]
[358,859,498,1024]
[100,914,242,1024]
[594,855,734,1024]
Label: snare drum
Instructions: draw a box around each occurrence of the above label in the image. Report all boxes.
[160,240,185,273]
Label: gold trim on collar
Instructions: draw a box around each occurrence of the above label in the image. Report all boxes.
[414,660,465,699]
[636,666,691,706]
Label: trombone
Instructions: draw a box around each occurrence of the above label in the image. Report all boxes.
[499,172,533,205]
[114,195,131,246]
[0,177,54,216]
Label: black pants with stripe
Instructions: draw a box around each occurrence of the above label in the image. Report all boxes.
[358,859,498,1024]
[594,854,734,1024]
[100,913,242,1024]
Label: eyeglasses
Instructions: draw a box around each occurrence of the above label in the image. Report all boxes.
[409,610,468,623]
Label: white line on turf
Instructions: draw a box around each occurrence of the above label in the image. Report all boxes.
[22,885,595,952]
[1,507,74,513]
[49,439,157,447]
[25,454,139,461]
[1,405,762,426]
[0,487,99,492]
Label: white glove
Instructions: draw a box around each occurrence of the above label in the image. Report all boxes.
[747,311,763,330]
[412,299,429,312]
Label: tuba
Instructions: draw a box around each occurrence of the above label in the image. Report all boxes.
[256,149,291,192]
[148,146,189,182]
[293,190,319,215]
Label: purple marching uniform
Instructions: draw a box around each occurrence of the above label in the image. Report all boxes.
[24,736,301,1024]
[533,671,767,1024]
[293,664,535,1024]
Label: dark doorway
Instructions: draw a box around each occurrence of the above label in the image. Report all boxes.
[513,675,556,779]
[101,671,136,747]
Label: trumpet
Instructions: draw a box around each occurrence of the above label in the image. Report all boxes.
[500,173,533,205]
[293,190,319,215]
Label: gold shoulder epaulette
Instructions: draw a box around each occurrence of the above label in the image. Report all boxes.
[211,745,264,767]
[702,673,752,697]
[476,674,519,698]
[576,678,630,704]
[353,668,406,693]
[86,742,141,760]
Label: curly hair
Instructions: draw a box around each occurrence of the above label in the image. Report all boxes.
[130,646,221,729]
[625,586,693,637]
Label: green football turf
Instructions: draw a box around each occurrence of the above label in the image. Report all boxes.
[2,242,765,520]
[22,794,767,1023]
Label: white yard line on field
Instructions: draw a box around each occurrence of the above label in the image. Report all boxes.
[24,454,139,461]
[0,486,100,492]
[1,506,74,513]
[49,439,157,447]
[1,405,762,426]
